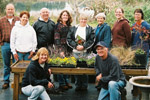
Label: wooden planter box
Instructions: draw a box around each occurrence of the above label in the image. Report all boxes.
[49,64,76,68]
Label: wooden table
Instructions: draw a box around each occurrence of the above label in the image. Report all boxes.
[11,61,148,100]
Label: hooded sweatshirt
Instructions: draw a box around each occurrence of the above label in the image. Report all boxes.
[10,21,37,54]
[112,19,131,47]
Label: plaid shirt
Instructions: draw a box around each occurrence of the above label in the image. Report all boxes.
[0,16,19,45]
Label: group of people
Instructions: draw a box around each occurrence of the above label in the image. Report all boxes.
[0,2,150,100]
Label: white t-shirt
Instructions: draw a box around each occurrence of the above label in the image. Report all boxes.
[40,63,45,68]
[73,25,87,53]
[8,18,13,24]
[75,26,86,40]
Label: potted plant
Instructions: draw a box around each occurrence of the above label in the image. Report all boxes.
[48,57,77,68]
[135,48,147,66]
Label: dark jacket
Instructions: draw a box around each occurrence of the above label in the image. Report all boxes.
[95,53,126,89]
[33,18,55,48]
[67,25,95,52]
[93,23,111,53]
[112,19,131,47]
[22,60,51,87]
[95,23,111,47]
[54,22,72,55]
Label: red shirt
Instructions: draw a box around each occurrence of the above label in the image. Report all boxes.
[0,16,19,45]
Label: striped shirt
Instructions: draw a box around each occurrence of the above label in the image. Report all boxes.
[0,16,19,45]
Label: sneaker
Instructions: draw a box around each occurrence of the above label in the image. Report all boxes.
[2,83,9,89]
[66,83,72,89]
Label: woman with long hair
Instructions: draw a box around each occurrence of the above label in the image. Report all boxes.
[54,10,73,90]
[21,47,53,100]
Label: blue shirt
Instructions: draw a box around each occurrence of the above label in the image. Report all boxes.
[132,21,150,55]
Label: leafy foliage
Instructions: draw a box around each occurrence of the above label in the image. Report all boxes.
[48,57,77,66]
[135,49,145,55]
[0,0,9,15]
[31,1,65,11]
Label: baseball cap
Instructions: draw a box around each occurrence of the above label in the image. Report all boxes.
[94,41,108,48]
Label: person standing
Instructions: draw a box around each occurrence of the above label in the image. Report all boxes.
[0,3,19,89]
[67,13,95,91]
[131,8,150,58]
[93,13,111,53]
[131,9,150,99]
[54,10,73,90]
[112,8,131,47]
[33,8,55,51]
[21,47,53,100]
[10,11,37,61]
[94,41,126,100]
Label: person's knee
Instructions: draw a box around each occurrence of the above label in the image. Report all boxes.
[108,81,118,90]
[34,85,45,93]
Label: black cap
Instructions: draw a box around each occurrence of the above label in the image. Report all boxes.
[94,41,108,48]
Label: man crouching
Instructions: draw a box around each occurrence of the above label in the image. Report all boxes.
[94,41,126,100]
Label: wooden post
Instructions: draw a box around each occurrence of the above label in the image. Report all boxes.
[13,73,20,100]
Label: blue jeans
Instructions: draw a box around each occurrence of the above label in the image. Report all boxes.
[98,80,126,100]
[22,85,50,100]
[57,74,70,86]
[1,42,13,84]
[75,75,88,88]
[17,52,30,61]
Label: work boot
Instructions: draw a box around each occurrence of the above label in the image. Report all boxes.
[66,83,72,89]
[59,85,68,90]
[2,83,9,89]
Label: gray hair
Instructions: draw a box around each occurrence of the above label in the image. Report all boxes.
[40,8,50,13]
[95,13,106,20]
[6,3,15,10]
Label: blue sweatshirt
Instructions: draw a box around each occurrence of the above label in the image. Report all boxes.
[95,23,111,48]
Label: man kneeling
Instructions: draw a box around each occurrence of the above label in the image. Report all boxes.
[94,41,126,100]
[21,47,53,100]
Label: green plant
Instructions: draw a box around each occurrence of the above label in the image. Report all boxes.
[48,57,77,66]
[135,49,145,55]
[0,0,8,15]
[86,57,95,66]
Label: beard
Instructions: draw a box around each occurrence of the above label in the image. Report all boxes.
[7,13,14,17]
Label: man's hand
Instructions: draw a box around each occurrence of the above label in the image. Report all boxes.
[14,54,19,61]
[48,68,51,75]
[96,74,102,82]
[48,82,53,88]
[76,45,84,51]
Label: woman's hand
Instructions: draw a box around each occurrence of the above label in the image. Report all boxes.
[76,45,84,51]
[60,52,65,58]
[48,68,51,75]
[48,82,54,88]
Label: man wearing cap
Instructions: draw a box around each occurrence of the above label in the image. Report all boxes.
[94,41,126,100]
